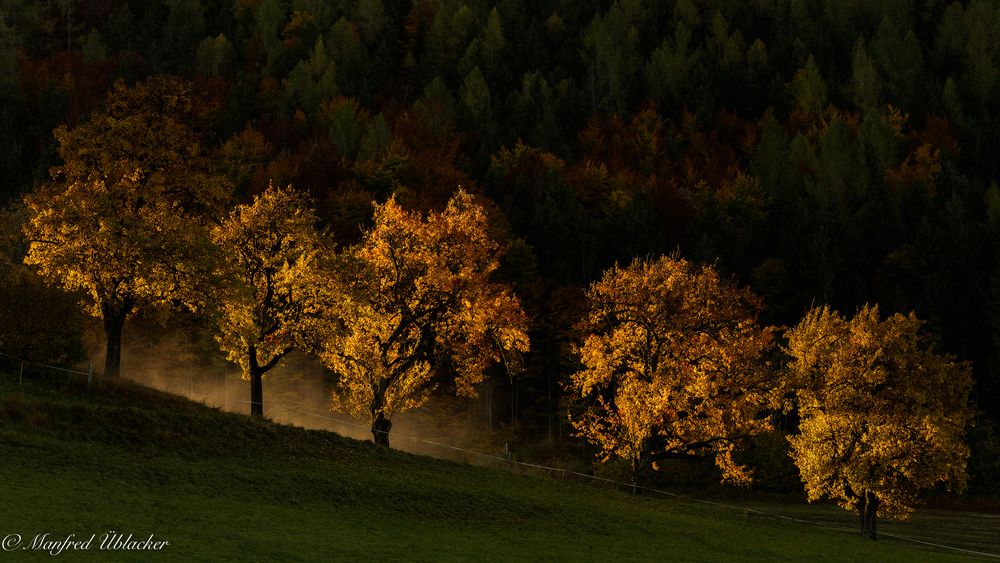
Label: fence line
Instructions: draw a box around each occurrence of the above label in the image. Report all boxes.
[6,354,1000,559]
[0,352,94,386]
[267,406,1000,559]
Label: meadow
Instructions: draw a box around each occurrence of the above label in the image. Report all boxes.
[0,371,995,561]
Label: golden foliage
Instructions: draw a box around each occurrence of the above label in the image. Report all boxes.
[322,189,529,427]
[23,76,230,321]
[785,305,973,521]
[571,255,778,484]
[211,184,330,381]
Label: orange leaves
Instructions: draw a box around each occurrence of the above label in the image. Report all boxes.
[571,255,778,484]
[322,189,529,426]
[24,76,230,321]
[785,305,974,520]
[211,184,330,380]
[885,142,941,194]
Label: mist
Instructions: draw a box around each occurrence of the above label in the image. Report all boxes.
[83,317,510,464]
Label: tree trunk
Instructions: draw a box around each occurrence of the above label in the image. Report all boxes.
[372,413,392,447]
[630,455,643,495]
[101,301,130,378]
[250,368,264,418]
[858,494,866,538]
[370,376,393,446]
[865,491,879,540]
[859,490,879,540]
[249,346,264,419]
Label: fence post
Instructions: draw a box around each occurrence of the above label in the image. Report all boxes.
[87,363,93,388]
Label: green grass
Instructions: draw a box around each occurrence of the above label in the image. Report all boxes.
[0,371,996,561]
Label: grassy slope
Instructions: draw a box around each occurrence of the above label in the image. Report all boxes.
[0,373,991,562]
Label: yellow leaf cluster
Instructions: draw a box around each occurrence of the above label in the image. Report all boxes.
[212,184,330,380]
[785,305,973,520]
[571,255,778,484]
[322,189,529,425]
[23,77,229,321]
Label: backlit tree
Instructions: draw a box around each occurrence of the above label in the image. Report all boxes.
[786,305,974,540]
[321,189,529,446]
[23,76,229,377]
[212,184,330,419]
[571,255,778,490]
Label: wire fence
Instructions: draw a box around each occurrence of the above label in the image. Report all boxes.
[0,351,96,387]
[214,403,1000,559]
[3,351,999,559]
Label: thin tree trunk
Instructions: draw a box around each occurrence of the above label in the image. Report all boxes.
[858,490,880,540]
[865,491,879,540]
[250,369,263,418]
[630,455,643,495]
[249,345,264,418]
[370,380,392,447]
[372,413,392,447]
[858,494,866,538]
[101,301,130,378]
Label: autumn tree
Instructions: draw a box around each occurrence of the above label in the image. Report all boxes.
[321,189,529,447]
[571,255,778,490]
[212,184,329,419]
[23,76,229,377]
[785,305,974,540]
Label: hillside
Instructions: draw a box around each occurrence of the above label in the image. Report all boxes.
[0,371,991,561]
